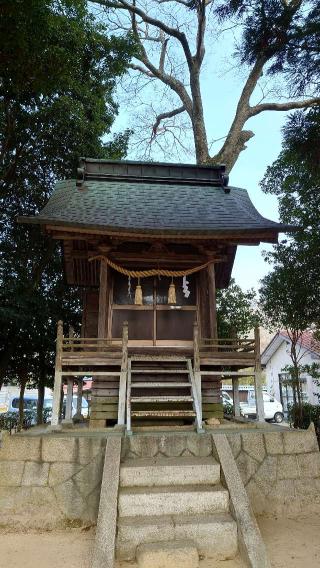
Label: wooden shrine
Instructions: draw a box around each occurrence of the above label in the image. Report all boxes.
[20,159,290,431]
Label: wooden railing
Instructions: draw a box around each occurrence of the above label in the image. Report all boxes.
[118,321,129,425]
[199,337,256,355]
[51,320,128,427]
[61,336,121,354]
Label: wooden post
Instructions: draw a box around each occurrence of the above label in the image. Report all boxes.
[207,262,218,340]
[232,377,241,417]
[193,321,202,406]
[117,321,129,425]
[64,325,74,422]
[65,379,73,421]
[51,320,64,427]
[254,326,265,421]
[98,261,108,339]
[74,378,84,420]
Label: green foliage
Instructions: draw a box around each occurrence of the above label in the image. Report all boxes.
[260,107,320,334]
[0,1,133,406]
[216,279,259,338]
[214,1,320,94]
[287,402,320,446]
[223,401,234,417]
[0,407,51,433]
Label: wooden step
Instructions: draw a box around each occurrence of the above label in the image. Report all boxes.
[61,358,121,366]
[131,369,189,374]
[130,355,187,363]
[61,371,121,376]
[131,382,191,388]
[131,410,196,418]
[131,396,193,403]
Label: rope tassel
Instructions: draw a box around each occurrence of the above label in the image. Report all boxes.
[134,279,143,305]
[168,279,176,305]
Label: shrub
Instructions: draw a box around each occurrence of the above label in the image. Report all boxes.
[288,402,320,447]
[0,407,51,434]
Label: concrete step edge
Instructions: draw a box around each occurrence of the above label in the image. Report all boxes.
[118,512,235,528]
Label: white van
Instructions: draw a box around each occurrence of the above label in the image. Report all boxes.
[240,391,284,423]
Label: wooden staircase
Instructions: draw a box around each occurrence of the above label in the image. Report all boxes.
[126,356,203,434]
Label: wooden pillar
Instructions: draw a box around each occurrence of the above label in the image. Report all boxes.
[65,379,73,421]
[207,262,218,339]
[51,320,64,427]
[74,379,84,420]
[254,326,265,421]
[64,325,75,422]
[193,321,202,406]
[118,321,129,425]
[232,377,241,417]
[98,262,108,338]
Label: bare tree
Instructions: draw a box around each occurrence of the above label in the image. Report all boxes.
[93,0,320,171]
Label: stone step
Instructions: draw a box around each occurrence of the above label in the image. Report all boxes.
[120,456,220,488]
[136,540,199,568]
[118,484,229,517]
[116,512,237,560]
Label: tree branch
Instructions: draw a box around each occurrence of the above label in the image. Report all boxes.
[95,0,194,68]
[213,56,267,171]
[250,97,320,117]
[128,63,154,77]
[151,105,186,140]
[194,0,206,67]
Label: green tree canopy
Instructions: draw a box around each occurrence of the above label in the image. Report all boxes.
[260,108,320,332]
[259,107,320,422]
[216,279,258,339]
[0,1,134,412]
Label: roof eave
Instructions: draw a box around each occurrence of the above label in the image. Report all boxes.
[17,215,293,240]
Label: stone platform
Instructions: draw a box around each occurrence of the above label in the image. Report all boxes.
[0,422,319,531]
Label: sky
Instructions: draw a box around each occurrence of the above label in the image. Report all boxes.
[109,19,290,292]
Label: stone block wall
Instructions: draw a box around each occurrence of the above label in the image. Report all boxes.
[121,432,213,460]
[0,426,319,529]
[0,433,106,529]
[226,424,320,517]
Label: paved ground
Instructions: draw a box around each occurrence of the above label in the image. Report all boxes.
[0,515,320,567]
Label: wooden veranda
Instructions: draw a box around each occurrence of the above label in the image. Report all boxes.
[51,319,264,432]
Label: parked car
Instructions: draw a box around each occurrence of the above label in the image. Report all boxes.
[240,392,284,423]
[6,394,53,424]
[4,394,88,421]
[222,390,284,423]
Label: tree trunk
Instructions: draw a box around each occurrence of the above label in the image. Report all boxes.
[190,70,210,164]
[18,374,27,432]
[37,380,45,425]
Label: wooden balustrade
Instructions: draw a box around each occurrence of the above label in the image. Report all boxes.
[61,336,121,354]
[118,321,129,425]
[200,338,255,352]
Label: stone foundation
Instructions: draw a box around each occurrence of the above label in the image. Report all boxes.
[0,425,319,529]
[227,424,320,517]
[0,433,106,529]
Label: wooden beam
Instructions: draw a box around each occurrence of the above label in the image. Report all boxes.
[98,262,108,338]
[207,263,218,339]
[45,224,280,242]
[254,326,265,421]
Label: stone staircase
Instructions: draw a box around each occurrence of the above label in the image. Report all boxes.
[116,453,238,562]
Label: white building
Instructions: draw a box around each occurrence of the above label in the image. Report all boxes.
[261,331,320,412]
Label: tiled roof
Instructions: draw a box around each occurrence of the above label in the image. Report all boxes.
[280,330,320,356]
[20,178,291,236]
[262,330,320,364]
